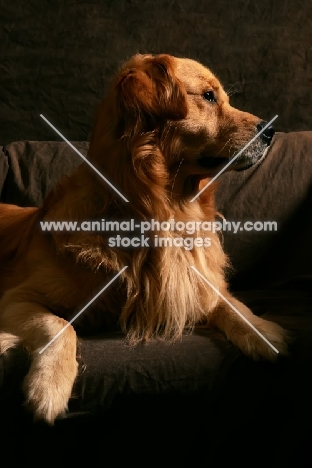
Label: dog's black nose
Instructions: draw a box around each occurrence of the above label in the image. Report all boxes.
[257,121,275,145]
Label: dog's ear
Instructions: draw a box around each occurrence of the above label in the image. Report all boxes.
[117,54,188,130]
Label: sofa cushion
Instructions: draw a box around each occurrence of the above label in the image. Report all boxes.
[215,131,312,289]
[1,140,86,206]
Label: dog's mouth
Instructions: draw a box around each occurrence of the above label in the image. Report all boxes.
[171,140,271,199]
[197,155,231,170]
[197,138,269,173]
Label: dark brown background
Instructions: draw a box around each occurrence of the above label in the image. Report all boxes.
[1,0,311,146]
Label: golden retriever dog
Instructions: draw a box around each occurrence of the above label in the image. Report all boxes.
[0,53,288,423]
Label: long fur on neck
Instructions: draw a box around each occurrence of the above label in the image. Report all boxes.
[42,135,228,343]
[41,54,229,342]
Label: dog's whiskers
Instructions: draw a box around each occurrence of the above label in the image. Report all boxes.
[215,138,232,158]
[227,90,239,97]
[225,81,239,97]
[170,158,184,199]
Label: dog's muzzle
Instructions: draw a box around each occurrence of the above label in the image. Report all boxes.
[197,120,276,172]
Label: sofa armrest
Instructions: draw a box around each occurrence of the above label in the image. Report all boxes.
[0,146,8,201]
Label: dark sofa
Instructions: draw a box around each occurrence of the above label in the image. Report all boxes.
[1,132,312,467]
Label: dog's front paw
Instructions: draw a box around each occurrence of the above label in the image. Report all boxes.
[23,354,78,424]
[237,318,290,362]
[213,297,291,363]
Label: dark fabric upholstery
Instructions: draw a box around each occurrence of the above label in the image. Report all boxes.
[215,130,312,290]
[0,147,8,200]
[0,141,85,206]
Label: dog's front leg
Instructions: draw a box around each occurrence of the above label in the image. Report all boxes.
[0,296,78,424]
[209,292,288,361]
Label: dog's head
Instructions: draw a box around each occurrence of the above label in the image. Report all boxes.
[88,54,275,205]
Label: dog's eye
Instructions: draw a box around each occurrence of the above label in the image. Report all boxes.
[203,91,216,103]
